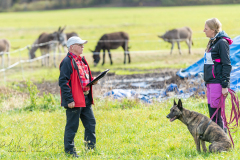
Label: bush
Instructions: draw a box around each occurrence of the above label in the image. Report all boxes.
[39,92,58,111]
[25,80,39,111]
[24,81,59,111]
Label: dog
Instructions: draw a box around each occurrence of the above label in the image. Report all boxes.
[166,99,232,152]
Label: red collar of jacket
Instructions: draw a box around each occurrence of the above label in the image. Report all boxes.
[69,52,81,61]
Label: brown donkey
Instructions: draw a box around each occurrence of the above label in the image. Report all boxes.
[28,26,67,67]
[58,32,79,53]
[90,31,130,66]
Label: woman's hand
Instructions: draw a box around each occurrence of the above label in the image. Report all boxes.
[222,88,228,96]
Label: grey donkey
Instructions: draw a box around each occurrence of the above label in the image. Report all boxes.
[158,27,193,55]
[0,39,10,68]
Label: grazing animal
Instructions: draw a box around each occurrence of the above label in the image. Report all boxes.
[58,32,79,53]
[66,32,78,40]
[0,39,10,68]
[90,31,130,66]
[158,27,193,55]
[29,26,67,67]
[166,99,232,153]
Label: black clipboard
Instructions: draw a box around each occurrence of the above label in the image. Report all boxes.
[87,69,110,86]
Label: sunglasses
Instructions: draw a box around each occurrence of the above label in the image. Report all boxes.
[74,44,84,47]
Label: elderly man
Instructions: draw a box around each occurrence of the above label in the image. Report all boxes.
[59,36,97,157]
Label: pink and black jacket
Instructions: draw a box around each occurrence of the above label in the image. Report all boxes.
[59,52,94,107]
[204,31,232,88]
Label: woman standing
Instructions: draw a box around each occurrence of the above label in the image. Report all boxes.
[203,18,232,132]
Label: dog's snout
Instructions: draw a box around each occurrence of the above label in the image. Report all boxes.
[166,115,169,118]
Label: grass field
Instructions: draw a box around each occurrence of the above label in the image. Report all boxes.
[1,96,240,159]
[1,5,240,81]
[1,4,240,54]
[1,4,240,82]
[1,5,240,159]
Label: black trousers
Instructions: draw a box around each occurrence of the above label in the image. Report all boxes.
[64,95,96,154]
[208,104,223,129]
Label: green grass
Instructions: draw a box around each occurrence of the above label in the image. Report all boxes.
[1,5,240,82]
[1,5,240,159]
[1,5,240,55]
[1,96,240,159]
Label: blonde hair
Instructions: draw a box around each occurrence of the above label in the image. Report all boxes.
[205,18,222,34]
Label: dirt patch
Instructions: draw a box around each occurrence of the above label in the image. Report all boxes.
[0,86,26,96]
[34,68,187,95]
[10,68,181,96]
[96,68,183,89]
[0,87,14,95]
[35,81,60,95]
[9,68,204,99]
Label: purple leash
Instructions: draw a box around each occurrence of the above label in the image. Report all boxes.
[210,88,240,148]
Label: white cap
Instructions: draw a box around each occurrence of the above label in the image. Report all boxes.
[67,36,88,48]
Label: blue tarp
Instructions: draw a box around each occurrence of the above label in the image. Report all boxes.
[104,83,203,103]
[177,36,240,91]
[104,36,240,103]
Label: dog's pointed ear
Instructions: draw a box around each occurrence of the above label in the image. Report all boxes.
[177,99,183,111]
[173,99,177,105]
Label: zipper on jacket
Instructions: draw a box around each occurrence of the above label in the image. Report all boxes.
[212,65,215,78]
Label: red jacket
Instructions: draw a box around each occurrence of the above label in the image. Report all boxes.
[59,53,94,107]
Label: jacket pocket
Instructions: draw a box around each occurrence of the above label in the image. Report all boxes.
[204,64,215,82]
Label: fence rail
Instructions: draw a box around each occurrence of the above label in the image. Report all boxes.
[0,38,208,84]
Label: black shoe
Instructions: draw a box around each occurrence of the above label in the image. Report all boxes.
[72,152,79,158]
[66,152,79,158]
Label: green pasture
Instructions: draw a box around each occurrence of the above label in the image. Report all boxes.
[1,6,240,159]
[1,5,240,82]
[1,94,240,159]
[1,4,240,54]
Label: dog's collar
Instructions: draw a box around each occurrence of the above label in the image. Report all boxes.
[199,120,212,139]
[205,120,212,130]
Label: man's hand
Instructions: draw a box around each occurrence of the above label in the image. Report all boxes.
[222,88,228,97]
[68,101,75,108]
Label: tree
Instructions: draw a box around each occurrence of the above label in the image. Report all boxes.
[0,0,12,9]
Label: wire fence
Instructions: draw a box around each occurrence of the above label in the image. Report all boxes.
[0,37,209,84]
[0,40,61,84]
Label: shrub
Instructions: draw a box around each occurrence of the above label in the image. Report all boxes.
[24,81,60,111]
[39,92,58,111]
[25,80,39,111]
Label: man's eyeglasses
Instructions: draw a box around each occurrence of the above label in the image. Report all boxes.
[74,44,84,47]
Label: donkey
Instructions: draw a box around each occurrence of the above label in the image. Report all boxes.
[29,26,67,67]
[158,27,193,55]
[90,31,130,66]
[66,32,78,40]
[58,32,79,53]
[0,39,10,68]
